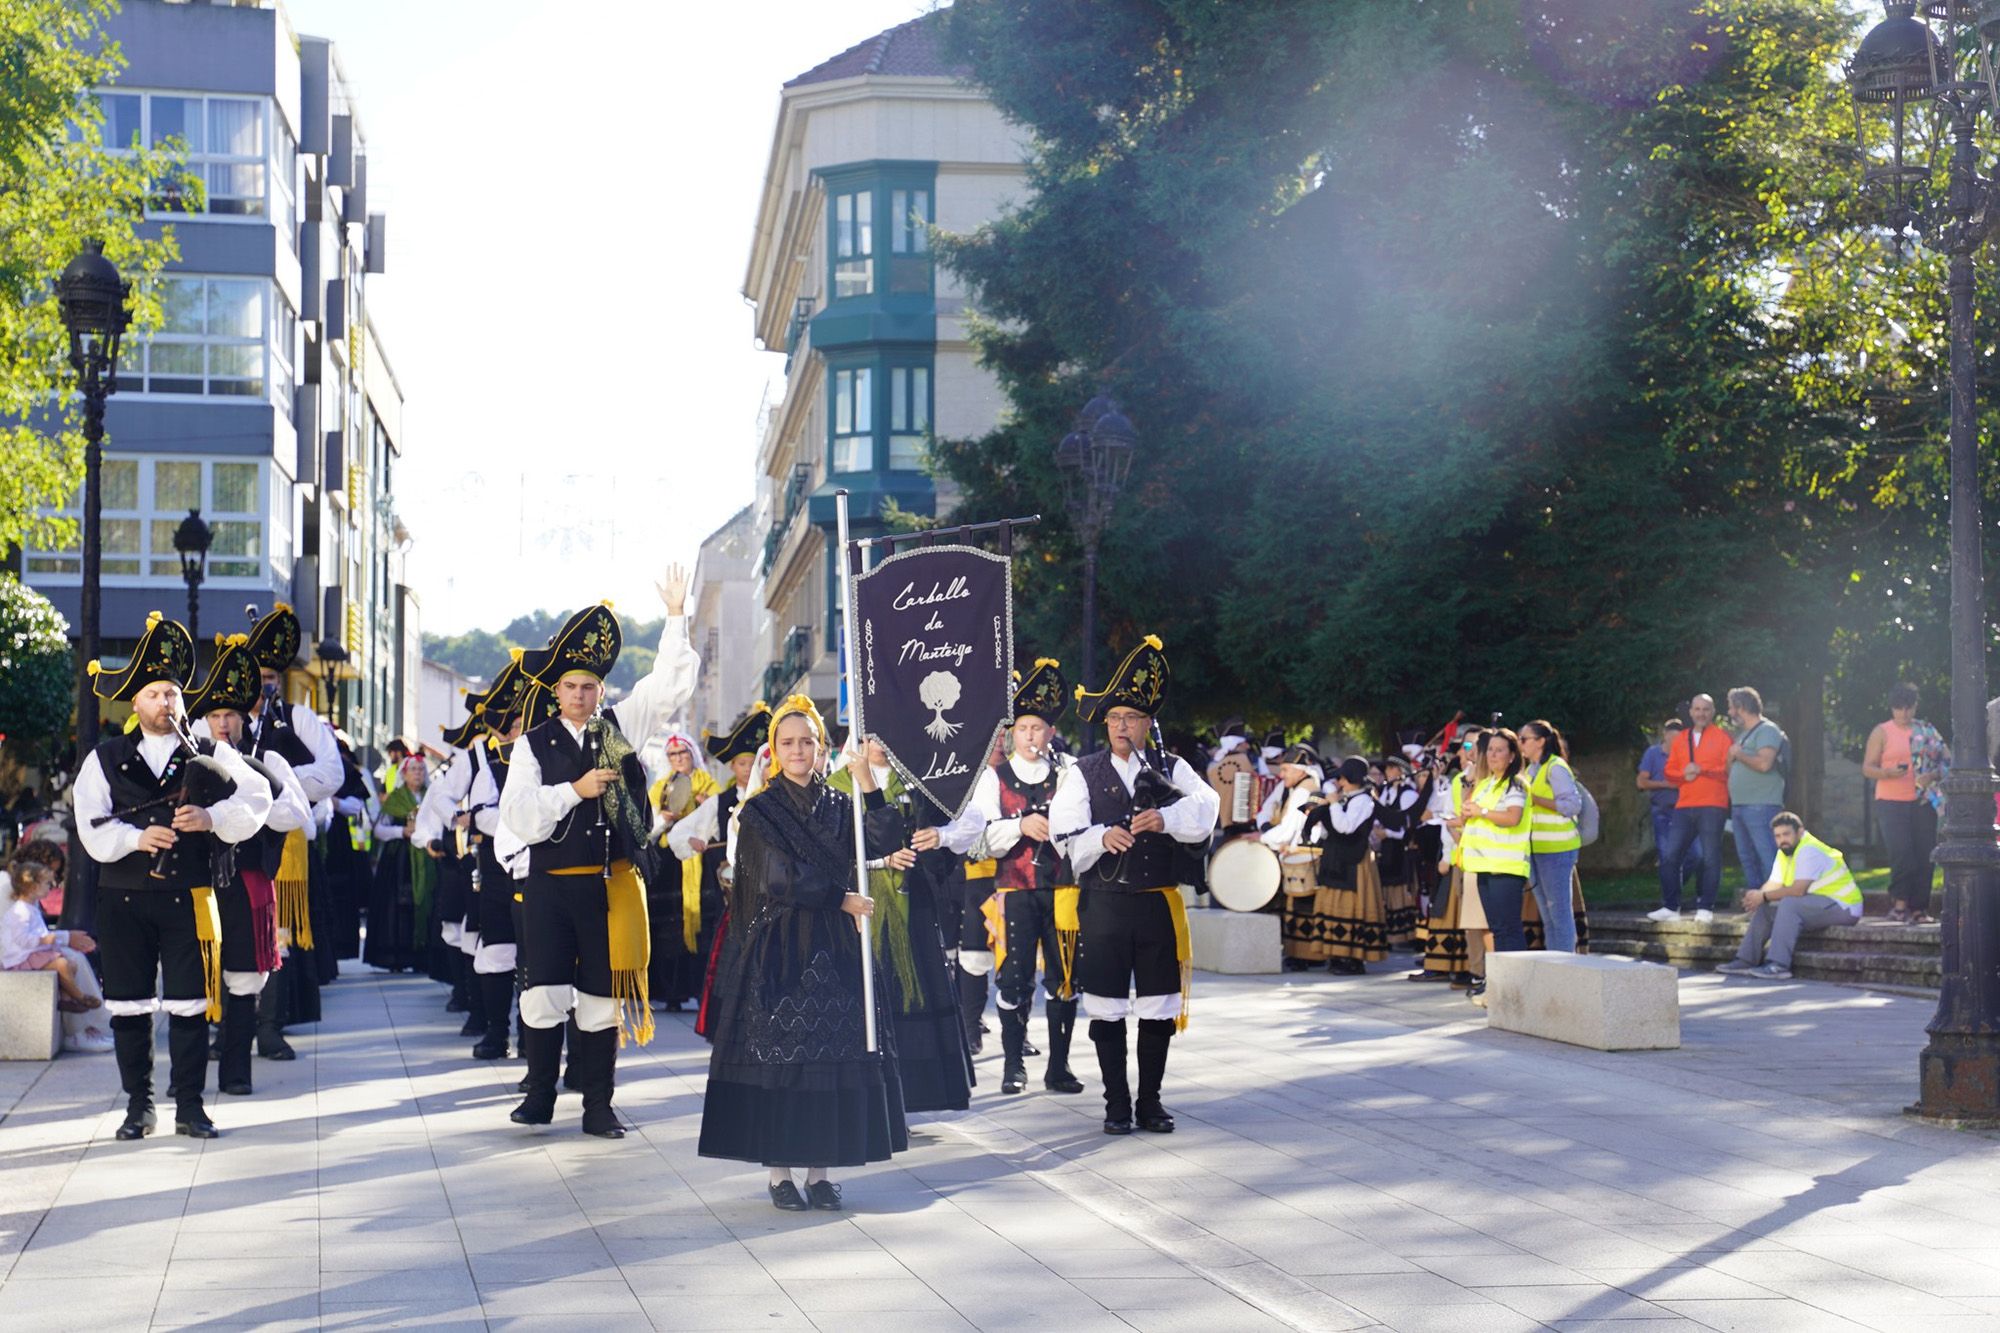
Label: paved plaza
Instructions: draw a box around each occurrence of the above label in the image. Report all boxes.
[2,963,1998,1332]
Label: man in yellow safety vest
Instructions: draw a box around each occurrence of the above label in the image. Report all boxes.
[1715,812,1863,981]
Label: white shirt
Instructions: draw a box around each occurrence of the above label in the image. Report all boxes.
[1259,778,1322,853]
[667,782,751,862]
[501,617,699,847]
[260,751,313,834]
[1377,780,1420,838]
[413,745,501,847]
[73,729,271,865]
[1050,750,1219,876]
[939,752,1057,858]
[2,891,61,968]
[244,700,343,804]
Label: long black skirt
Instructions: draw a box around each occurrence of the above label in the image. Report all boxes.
[363,841,419,972]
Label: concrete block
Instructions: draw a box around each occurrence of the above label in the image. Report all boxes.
[1190,908,1282,975]
[0,969,60,1060]
[1485,952,1679,1051]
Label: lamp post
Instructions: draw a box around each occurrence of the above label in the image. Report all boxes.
[315,636,350,727]
[172,508,211,649]
[1846,1,2000,1124]
[1052,395,1138,699]
[55,240,131,766]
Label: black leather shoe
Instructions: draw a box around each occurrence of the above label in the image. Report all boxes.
[509,1091,556,1126]
[220,1081,253,1097]
[445,996,468,1014]
[1136,1102,1175,1134]
[258,1041,297,1061]
[1023,1040,1040,1058]
[115,1108,156,1141]
[458,1014,483,1037]
[769,1180,809,1211]
[516,1075,533,1094]
[1043,1067,1085,1094]
[1001,1062,1027,1095]
[472,1035,509,1061]
[806,1180,843,1211]
[176,1110,220,1139]
[1103,1114,1133,1136]
[580,1109,626,1140]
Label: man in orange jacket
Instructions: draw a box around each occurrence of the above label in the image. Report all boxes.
[1650,693,1733,923]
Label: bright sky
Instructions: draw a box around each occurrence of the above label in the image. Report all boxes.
[277,0,942,634]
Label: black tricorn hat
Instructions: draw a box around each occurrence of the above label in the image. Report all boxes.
[704,702,770,763]
[1074,635,1170,724]
[515,677,563,731]
[473,655,528,732]
[440,712,482,750]
[185,634,262,718]
[521,602,620,685]
[1011,658,1067,723]
[246,602,302,673]
[90,612,195,702]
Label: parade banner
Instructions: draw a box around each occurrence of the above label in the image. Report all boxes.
[850,543,1014,820]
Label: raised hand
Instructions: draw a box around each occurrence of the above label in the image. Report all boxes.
[656,563,690,617]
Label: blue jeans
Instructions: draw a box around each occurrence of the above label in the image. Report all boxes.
[1476,872,1529,953]
[1652,809,1700,895]
[1729,804,1782,895]
[1658,806,1727,911]
[1529,848,1579,952]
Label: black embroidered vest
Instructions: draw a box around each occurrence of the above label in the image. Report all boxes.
[1074,748,1179,894]
[522,713,648,874]
[93,732,220,892]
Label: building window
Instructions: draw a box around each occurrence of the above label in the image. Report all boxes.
[832,190,873,299]
[888,188,932,295]
[888,365,930,470]
[25,457,266,585]
[96,91,270,218]
[121,276,272,398]
[830,366,873,472]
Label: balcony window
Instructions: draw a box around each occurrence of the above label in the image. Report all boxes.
[888,188,932,295]
[122,276,272,398]
[25,458,266,585]
[832,190,873,299]
[831,366,873,472]
[94,91,269,218]
[888,365,930,470]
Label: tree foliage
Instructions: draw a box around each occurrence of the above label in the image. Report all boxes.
[0,575,74,769]
[423,611,664,695]
[1,0,188,554]
[936,0,2000,752]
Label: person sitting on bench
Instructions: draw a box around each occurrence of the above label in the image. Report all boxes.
[1716,812,1862,981]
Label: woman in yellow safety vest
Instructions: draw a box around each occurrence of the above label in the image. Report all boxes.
[1518,720,1582,953]
[1458,729,1532,1006]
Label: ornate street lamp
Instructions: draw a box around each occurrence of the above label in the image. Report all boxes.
[1846,0,2000,1124]
[55,241,131,762]
[315,635,350,725]
[1052,394,1140,705]
[172,508,212,648]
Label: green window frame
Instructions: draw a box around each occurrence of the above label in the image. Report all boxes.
[887,362,931,470]
[830,364,874,472]
[832,190,873,299]
[887,188,932,295]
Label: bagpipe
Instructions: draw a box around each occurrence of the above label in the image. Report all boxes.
[90,714,239,879]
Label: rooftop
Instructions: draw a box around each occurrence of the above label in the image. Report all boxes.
[785,12,968,89]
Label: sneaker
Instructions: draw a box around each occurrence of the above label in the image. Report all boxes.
[1646,908,1683,922]
[1467,981,1488,1009]
[1750,963,1792,980]
[1715,958,1759,975]
[1694,909,1714,924]
[65,1027,115,1055]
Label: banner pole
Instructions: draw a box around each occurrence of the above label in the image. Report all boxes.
[835,488,879,1054]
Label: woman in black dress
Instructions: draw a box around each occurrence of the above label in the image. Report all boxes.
[698,696,909,1211]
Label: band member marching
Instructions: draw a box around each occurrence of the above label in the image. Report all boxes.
[186,636,313,1098]
[73,614,272,1140]
[419,711,482,1017]
[1050,637,1218,1135]
[671,704,770,1034]
[649,731,719,1012]
[499,568,698,1138]
[1297,757,1386,974]
[942,659,1086,1096]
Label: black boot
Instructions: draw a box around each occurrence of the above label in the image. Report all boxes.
[111,1014,156,1140]
[999,1004,1029,1095]
[472,970,512,1060]
[958,968,988,1056]
[218,993,258,1096]
[576,1026,625,1139]
[1135,1018,1175,1133]
[1091,1019,1132,1134]
[457,954,484,1035]
[562,1018,582,1093]
[1043,998,1085,1094]
[445,950,469,1013]
[509,1023,560,1125]
[168,1014,219,1138]
[256,977,296,1060]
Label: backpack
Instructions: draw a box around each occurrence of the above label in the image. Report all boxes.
[1575,777,1601,847]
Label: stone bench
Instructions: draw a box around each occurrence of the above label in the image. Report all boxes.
[1485,951,1680,1051]
[1188,907,1282,975]
[0,969,61,1060]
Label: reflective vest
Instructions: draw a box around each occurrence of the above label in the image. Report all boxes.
[1458,775,1531,876]
[1447,773,1466,869]
[1526,758,1582,853]
[1776,832,1861,912]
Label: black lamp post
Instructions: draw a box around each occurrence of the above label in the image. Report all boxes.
[315,636,350,726]
[55,240,131,766]
[172,508,212,648]
[1052,395,1138,700]
[1846,1,2000,1124]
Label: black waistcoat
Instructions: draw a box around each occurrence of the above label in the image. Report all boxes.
[1075,748,1179,894]
[1310,792,1375,890]
[522,712,648,874]
[94,731,220,892]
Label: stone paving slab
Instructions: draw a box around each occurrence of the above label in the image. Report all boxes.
[1,956,1998,1330]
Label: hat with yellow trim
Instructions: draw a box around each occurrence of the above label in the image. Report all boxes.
[245,602,302,672]
[1074,635,1170,724]
[1011,657,1067,723]
[440,712,482,750]
[473,654,528,732]
[704,701,770,763]
[89,612,195,702]
[520,601,620,686]
[185,634,261,718]
[515,676,564,730]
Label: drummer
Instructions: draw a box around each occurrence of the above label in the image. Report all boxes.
[1259,745,1324,848]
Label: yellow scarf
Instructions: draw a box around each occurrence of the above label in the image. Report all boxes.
[663,770,721,952]
[276,828,312,949]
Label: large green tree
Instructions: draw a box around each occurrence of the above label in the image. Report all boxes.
[0,575,72,771]
[1,0,186,554]
[936,0,1997,760]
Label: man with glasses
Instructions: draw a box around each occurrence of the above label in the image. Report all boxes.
[1051,637,1217,1136]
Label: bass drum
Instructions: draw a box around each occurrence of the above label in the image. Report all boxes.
[1207,836,1281,912]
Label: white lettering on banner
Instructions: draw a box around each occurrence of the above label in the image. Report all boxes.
[922,751,971,781]
[893,577,972,611]
[992,615,1003,669]
[923,611,944,631]
[897,639,974,668]
[863,619,878,697]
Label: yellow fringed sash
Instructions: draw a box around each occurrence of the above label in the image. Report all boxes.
[191,886,223,1020]
[276,827,312,949]
[679,852,703,953]
[1053,885,1081,1000]
[1150,886,1192,1033]
[979,892,1006,971]
[965,857,997,880]
[551,859,655,1048]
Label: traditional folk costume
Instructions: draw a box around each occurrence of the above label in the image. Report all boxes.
[1296,760,1387,974]
[1051,637,1218,1136]
[1414,769,1476,984]
[828,758,974,1114]
[73,614,272,1140]
[1258,744,1328,966]
[474,665,540,1064]
[697,696,910,1180]
[366,759,432,973]
[499,604,699,1138]
[941,659,1085,1096]
[415,706,495,1039]
[649,734,720,1012]
[676,705,770,1039]
[187,637,311,1098]
[1374,758,1423,951]
[324,742,373,960]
